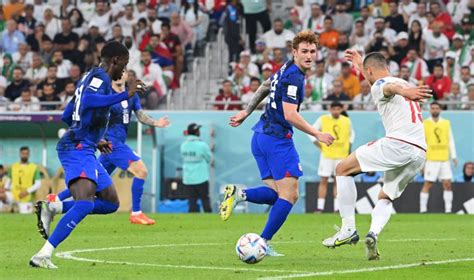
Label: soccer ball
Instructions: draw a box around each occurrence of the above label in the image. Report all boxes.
[235,233,267,264]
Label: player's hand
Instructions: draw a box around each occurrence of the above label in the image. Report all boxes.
[315,132,335,146]
[128,79,148,97]
[344,49,363,71]
[153,116,170,128]
[402,86,432,102]
[453,158,458,168]
[229,110,249,127]
[19,190,29,199]
[97,140,113,154]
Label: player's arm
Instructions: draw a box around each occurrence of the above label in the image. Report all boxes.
[26,168,41,194]
[308,117,322,149]
[229,78,271,127]
[382,82,432,101]
[282,102,334,145]
[61,98,75,126]
[135,110,170,128]
[84,78,147,109]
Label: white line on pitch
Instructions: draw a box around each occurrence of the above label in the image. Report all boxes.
[259,258,474,280]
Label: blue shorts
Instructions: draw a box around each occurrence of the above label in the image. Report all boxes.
[99,143,141,174]
[251,132,303,180]
[58,148,112,192]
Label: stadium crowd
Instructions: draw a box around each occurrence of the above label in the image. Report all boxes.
[215,0,474,111]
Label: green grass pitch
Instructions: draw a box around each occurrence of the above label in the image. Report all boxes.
[1,213,473,279]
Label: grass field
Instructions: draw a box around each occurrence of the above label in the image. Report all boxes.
[1,213,473,279]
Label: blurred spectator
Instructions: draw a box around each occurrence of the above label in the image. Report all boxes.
[270,48,285,73]
[338,62,360,100]
[132,51,168,107]
[2,20,26,54]
[325,49,341,79]
[89,0,113,38]
[447,0,469,25]
[387,2,406,33]
[180,0,207,49]
[324,80,350,111]
[284,8,302,34]
[294,0,310,24]
[68,64,82,85]
[55,0,75,18]
[399,65,418,86]
[461,84,474,110]
[306,60,333,111]
[251,39,269,67]
[134,0,147,19]
[261,63,273,81]
[1,54,16,82]
[458,17,472,42]
[333,2,352,36]
[3,0,25,20]
[53,18,80,63]
[369,0,389,18]
[118,4,137,37]
[444,51,460,83]
[222,0,242,62]
[141,33,174,83]
[458,66,472,97]
[239,50,259,78]
[352,80,375,110]
[370,17,396,45]
[241,77,265,109]
[60,80,76,109]
[25,53,47,85]
[452,34,470,67]
[161,22,184,86]
[25,24,44,52]
[39,35,54,66]
[42,7,61,40]
[51,50,72,79]
[380,47,399,76]
[17,4,36,36]
[12,43,32,73]
[408,2,428,29]
[0,84,8,112]
[304,4,324,34]
[401,49,430,83]
[407,20,423,54]
[37,65,65,97]
[389,32,409,65]
[398,0,417,19]
[358,6,375,35]
[241,0,271,54]
[157,0,180,21]
[425,64,452,100]
[454,162,474,183]
[228,63,250,95]
[336,33,349,54]
[10,88,40,112]
[68,8,87,37]
[39,83,60,110]
[214,79,241,110]
[5,67,29,101]
[170,12,194,49]
[430,2,455,39]
[319,16,339,49]
[262,18,295,49]
[350,20,369,48]
[147,7,162,35]
[446,83,463,110]
[33,0,47,23]
[423,22,449,72]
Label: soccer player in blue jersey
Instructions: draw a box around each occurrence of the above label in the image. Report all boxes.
[30,41,147,269]
[219,31,335,256]
[51,71,170,225]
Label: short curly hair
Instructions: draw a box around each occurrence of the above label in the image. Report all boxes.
[292,30,319,50]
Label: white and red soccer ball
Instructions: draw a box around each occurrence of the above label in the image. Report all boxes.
[235,233,267,264]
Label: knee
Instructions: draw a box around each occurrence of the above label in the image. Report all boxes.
[111,201,120,212]
[335,163,346,176]
[281,191,298,204]
[136,168,148,180]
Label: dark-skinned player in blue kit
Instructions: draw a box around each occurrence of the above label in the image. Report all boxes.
[30,41,147,269]
[219,31,335,256]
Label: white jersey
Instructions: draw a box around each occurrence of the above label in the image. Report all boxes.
[370,76,427,150]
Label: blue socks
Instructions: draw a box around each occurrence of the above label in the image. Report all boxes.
[48,200,94,247]
[244,186,278,205]
[131,178,145,212]
[57,189,71,201]
[261,198,293,240]
[60,199,118,214]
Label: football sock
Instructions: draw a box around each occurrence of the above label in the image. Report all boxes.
[333,198,339,212]
[443,190,453,213]
[48,200,94,248]
[91,199,119,214]
[420,192,429,213]
[57,189,71,201]
[37,241,55,257]
[336,176,357,233]
[261,198,293,240]
[243,186,278,205]
[369,199,392,236]
[131,178,145,212]
[317,198,325,210]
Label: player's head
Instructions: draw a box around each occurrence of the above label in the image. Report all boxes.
[292,30,318,72]
[19,146,30,163]
[100,41,130,81]
[186,123,201,137]
[329,102,343,118]
[362,52,389,84]
[430,101,442,118]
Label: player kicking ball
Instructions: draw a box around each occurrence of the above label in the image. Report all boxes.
[48,71,170,225]
[322,50,432,261]
[220,31,334,256]
[30,42,147,268]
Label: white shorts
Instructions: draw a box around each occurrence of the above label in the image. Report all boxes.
[355,137,426,200]
[318,155,342,177]
[424,161,453,182]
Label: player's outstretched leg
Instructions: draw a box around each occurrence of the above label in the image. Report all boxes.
[323,154,360,248]
[127,160,155,225]
[364,191,394,260]
[220,180,278,221]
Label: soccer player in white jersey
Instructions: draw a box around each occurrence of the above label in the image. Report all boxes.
[322,50,432,260]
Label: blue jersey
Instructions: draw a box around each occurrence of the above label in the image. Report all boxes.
[252,61,305,138]
[57,67,129,150]
[106,92,142,144]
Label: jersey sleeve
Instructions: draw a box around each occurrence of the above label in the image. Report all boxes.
[82,75,129,109]
[131,93,142,111]
[370,78,395,102]
[281,71,305,105]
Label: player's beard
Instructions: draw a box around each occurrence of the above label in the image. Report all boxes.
[432,112,440,118]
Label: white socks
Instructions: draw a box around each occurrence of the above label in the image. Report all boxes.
[48,201,63,214]
[336,176,357,233]
[369,199,392,236]
[443,190,453,213]
[38,241,55,257]
[317,198,325,210]
[131,211,142,216]
[420,192,429,213]
[334,198,339,212]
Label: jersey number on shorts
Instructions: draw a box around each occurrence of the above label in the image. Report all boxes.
[267,74,279,109]
[405,97,422,123]
[72,84,85,121]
